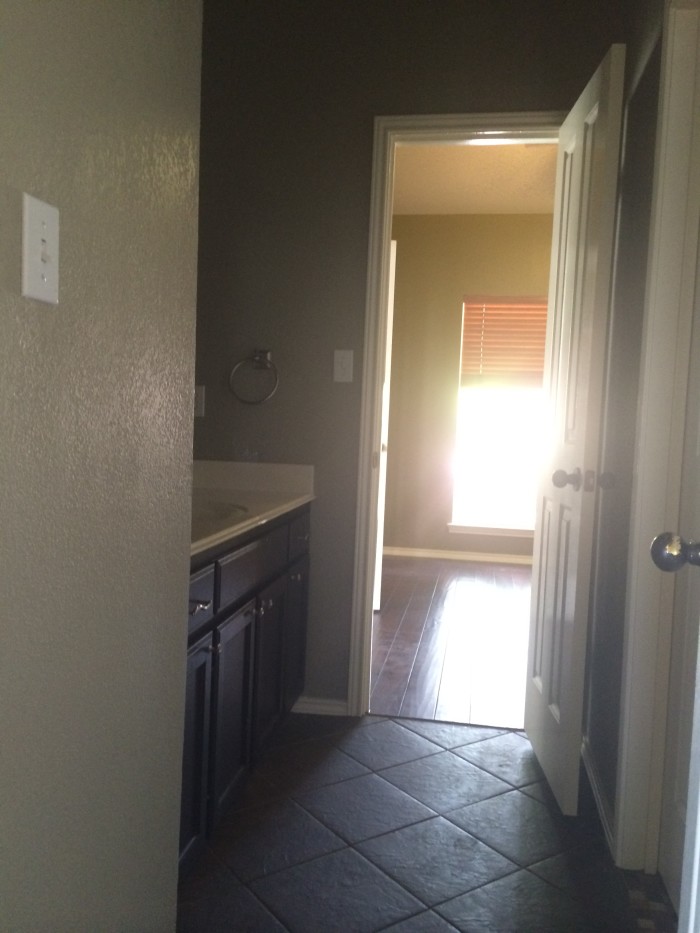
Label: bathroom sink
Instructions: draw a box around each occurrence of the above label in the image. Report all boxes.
[190,493,250,543]
[196,502,248,520]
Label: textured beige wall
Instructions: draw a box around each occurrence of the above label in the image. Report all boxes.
[384,215,553,555]
[0,3,201,930]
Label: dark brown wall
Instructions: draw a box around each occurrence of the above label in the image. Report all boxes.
[195,0,647,703]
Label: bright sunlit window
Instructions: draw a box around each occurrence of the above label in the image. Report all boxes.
[452,385,546,530]
[451,298,548,532]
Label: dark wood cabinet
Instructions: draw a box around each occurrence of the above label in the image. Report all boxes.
[210,600,255,827]
[179,631,213,874]
[179,504,310,873]
[217,525,288,610]
[252,574,286,756]
[284,555,309,715]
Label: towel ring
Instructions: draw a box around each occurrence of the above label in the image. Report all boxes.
[228,349,279,404]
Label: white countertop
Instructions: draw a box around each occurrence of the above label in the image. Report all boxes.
[190,461,314,557]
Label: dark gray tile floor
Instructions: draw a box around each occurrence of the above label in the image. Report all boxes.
[177,714,676,933]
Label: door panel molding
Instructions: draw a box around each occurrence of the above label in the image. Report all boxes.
[532,496,553,687]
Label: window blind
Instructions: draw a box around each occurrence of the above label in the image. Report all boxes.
[461,297,548,387]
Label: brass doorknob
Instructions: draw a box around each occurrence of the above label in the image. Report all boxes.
[650,532,700,572]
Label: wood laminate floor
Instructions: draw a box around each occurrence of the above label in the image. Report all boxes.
[370,556,531,728]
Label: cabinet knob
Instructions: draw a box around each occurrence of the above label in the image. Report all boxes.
[188,598,212,617]
[257,599,274,617]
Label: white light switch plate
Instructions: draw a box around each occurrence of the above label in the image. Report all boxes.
[334,349,354,383]
[22,193,59,305]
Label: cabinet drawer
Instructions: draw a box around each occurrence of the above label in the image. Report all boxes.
[289,510,311,561]
[188,565,215,637]
[217,525,288,612]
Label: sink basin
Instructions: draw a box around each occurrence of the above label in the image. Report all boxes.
[196,502,248,520]
[190,492,250,542]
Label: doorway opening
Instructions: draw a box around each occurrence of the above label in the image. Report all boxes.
[351,114,560,728]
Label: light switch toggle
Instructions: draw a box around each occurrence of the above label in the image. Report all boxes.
[22,193,59,305]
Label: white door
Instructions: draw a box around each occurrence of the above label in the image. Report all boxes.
[657,238,700,910]
[373,240,396,610]
[525,44,626,815]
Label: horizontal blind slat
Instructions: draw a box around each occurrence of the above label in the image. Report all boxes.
[461,297,548,385]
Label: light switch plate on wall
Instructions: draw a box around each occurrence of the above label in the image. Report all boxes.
[22,193,59,305]
[334,349,354,383]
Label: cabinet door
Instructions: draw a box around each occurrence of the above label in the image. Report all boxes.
[284,555,309,714]
[210,600,255,828]
[252,574,286,756]
[289,508,311,562]
[188,564,215,638]
[179,631,213,873]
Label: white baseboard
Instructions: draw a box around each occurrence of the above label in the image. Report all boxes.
[581,737,615,856]
[291,695,350,716]
[383,546,532,566]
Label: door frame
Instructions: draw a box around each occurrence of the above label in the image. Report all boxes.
[349,2,700,888]
[615,0,700,877]
[348,111,563,716]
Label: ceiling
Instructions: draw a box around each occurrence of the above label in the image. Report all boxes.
[392,142,558,215]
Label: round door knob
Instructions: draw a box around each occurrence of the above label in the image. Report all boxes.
[650,532,700,571]
[552,468,582,491]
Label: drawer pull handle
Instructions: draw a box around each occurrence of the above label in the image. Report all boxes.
[189,598,212,616]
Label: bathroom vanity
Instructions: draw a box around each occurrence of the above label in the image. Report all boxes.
[179,462,313,873]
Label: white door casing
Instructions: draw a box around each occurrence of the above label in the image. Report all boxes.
[679,243,700,927]
[525,45,626,816]
[661,231,700,912]
[349,111,562,717]
[616,0,700,882]
[658,21,700,890]
[629,2,700,925]
[373,240,396,611]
